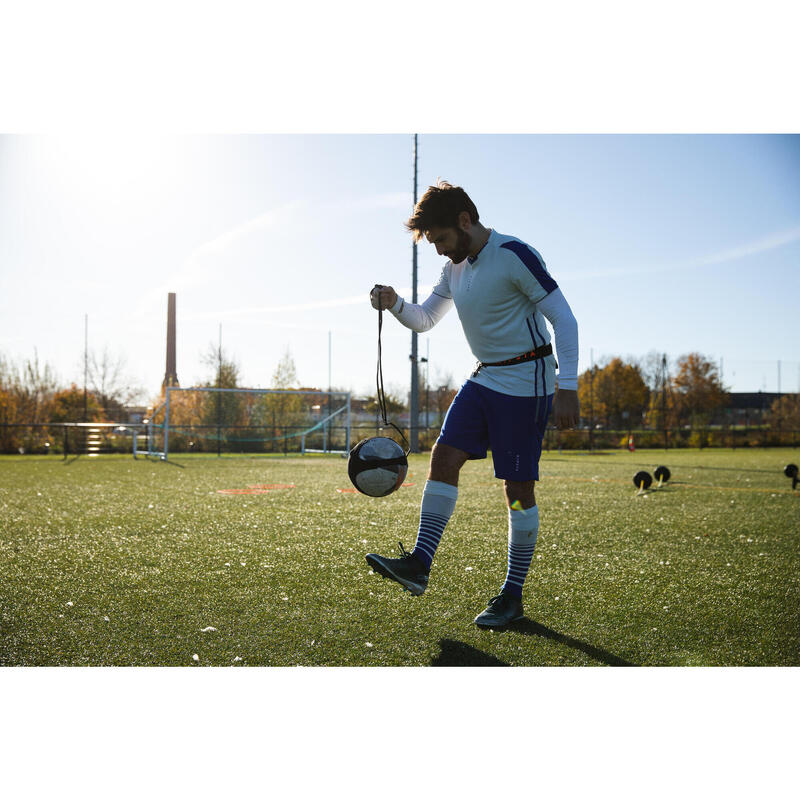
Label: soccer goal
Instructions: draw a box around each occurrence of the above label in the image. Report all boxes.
[134,386,352,461]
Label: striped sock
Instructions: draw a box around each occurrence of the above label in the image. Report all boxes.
[411,480,458,569]
[501,505,540,599]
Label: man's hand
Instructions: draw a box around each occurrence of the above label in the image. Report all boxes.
[370,284,398,311]
[552,389,579,430]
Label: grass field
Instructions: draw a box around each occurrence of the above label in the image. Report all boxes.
[1,447,798,666]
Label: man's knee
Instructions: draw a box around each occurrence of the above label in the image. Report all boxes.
[504,479,536,509]
[429,442,469,485]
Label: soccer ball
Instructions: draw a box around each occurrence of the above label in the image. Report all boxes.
[347,436,408,497]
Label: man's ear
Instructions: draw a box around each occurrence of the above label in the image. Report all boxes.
[458,210,472,232]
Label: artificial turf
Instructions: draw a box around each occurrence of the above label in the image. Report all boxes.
[1,448,798,666]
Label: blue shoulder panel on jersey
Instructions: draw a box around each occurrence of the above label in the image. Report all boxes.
[501,240,558,294]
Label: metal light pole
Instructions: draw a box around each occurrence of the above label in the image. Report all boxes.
[217,323,222,458]
[83,314,88,423]
[409,133,420,453]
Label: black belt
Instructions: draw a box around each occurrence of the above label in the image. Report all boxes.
[472,343,555,377]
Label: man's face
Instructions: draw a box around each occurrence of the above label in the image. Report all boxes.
[425,225,472,264]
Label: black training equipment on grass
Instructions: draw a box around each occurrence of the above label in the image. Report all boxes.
[633,470,653,490]
[348,436,408,497]
[654,465,671,483]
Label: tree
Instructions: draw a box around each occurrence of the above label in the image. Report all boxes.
[51,384,103,423]
[87,347,144,418]
[672,353,727,425]
[0,351,59,452]
[577,357,649,428]
[198,342,245,441]
[364,383,407,417]
[6,350,58,425]
[260,349,304,445]
[766,394,800,430]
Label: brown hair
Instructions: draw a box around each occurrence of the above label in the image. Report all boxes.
[405,180,479,242]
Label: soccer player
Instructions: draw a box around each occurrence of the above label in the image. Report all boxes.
[366,180,579,628]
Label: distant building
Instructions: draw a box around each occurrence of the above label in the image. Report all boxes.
[718,392,780,425]
[124,406,148,424]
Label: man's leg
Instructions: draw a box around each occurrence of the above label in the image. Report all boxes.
[409,442,467,568]
[364,443,467,595]
[499,480,539,600]
[366,380,487,595]
[474,389,552,627]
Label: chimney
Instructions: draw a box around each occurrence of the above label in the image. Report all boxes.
[163,292,179,389]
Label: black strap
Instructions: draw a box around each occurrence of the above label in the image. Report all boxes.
[472,343,555,376]
[376,292,410,454]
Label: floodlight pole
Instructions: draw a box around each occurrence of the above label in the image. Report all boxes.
[217,324,222,458]
[83,314,88,423]
[409,133,420,453]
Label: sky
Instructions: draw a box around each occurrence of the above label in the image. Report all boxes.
[1,133,799,404]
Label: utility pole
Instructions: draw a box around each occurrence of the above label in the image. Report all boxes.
[83,314,88,422]
[589,348,594,451]
[326,330,332,453]
[661,353,668,450]
[409,133,420,453]
[217,323,222,458]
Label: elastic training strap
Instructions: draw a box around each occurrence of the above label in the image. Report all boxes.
[376,300,410,454]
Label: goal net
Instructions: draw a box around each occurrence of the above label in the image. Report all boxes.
[134,387,351,460]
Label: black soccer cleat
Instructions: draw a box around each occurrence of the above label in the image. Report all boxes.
[366,542,429,596]
[474,592,525,628]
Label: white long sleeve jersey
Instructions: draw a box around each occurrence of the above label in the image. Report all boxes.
[389,229,579,397]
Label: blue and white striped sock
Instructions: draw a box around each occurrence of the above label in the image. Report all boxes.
[411,480,458,570]
[501,505,540,599]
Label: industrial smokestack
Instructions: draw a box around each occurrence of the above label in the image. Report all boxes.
[163,292,179,389]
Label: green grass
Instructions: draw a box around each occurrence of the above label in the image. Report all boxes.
[1,448,798,666]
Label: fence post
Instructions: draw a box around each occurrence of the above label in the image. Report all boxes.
[164,387,170,461]
[346,393,352,453]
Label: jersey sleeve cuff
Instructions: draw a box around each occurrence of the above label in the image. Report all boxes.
[390,295,405,314]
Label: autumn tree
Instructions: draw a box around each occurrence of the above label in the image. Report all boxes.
[672,353,728,426]
[766,394,800,430]
[0,351,59,452]
[51,384,103,423]
[577,357,649,428]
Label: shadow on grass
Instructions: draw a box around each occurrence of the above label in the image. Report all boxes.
[431,639,509,667]
[505,619,636,666]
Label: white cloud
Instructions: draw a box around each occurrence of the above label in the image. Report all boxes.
[691,225,800,267]
[573,223,800,280]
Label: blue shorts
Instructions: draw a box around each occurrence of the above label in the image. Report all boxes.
[437,380,553,481]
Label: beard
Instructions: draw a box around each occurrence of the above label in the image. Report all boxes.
[448,228,473,263]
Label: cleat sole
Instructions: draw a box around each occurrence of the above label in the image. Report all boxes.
[365,554,426,596]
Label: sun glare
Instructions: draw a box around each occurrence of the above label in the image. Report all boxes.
[38,134,178,205]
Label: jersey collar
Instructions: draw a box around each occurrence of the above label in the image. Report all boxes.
[467,229,494,265]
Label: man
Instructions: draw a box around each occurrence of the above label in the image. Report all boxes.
[366,180,579,628]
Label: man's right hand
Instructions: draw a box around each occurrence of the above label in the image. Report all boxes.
[370,284,398,311]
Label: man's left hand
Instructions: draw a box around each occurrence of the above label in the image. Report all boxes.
[553,389,579,430]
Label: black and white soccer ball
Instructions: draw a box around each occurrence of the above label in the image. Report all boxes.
[347,436,408,497]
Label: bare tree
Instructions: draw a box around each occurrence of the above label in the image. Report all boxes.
[88,347,145,416]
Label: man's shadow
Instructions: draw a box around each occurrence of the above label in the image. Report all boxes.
[431,639,510,666]
[431,621,636,667]
[507,619,636,666]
